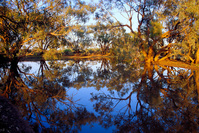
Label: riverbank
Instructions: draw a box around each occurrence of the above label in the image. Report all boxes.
[20,54,114,61]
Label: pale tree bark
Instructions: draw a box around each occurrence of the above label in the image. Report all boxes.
[195,48,199,64]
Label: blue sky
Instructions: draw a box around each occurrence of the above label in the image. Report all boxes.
[85,0,138,33]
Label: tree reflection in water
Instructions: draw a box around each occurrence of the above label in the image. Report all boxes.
[0,59,97,132]
[0,58,199,132]
[91,62,199,132]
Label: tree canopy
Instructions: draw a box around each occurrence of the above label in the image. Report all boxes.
[0,0,199,66]
[0,0,95,61]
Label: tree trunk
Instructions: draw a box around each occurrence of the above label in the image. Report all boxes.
[10,57,19,77]
[195,48,199,64]
[145,46,154,64]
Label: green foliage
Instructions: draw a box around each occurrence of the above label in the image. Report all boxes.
[109,29,142,63]
[43,49,62,60]
[63,49,74,56]
[1,0,198,64]
[87,49,95,54]
[67,26,92,53]
[84,48,96,55]
[150,21,163,39]
[89,22,115,55]
[96,0,165,62]
[0,0,95,61]
[158,0,199,63]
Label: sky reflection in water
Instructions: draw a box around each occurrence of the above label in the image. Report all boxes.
[1,59,199,132]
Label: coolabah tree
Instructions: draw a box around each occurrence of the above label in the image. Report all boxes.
[89,22,114,55]
[0,0,95,62]
[97,0,199,66]
[89,21,138,59]
[159,0,199,64]
[67,25,92,55]
[96,0,164,64]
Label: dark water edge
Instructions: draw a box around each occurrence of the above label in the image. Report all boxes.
[0,96,34,133]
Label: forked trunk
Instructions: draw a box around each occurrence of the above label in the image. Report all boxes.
[145,46,154,64]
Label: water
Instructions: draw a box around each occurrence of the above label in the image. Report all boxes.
[1,59,199,132]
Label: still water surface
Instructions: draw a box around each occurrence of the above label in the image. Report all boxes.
[1,59,199,132]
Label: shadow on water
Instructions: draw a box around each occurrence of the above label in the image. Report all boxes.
[0,58,199,132]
